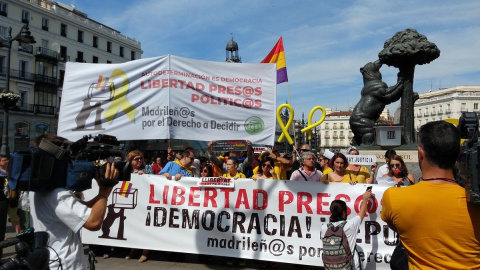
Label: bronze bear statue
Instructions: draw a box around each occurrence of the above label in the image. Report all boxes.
[349,60,404,145]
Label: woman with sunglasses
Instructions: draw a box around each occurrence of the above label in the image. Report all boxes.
[200,164,214,177]
[124,150,150,262]
[126,150,146,175]
[382,155,415,186]
[253,156,278,180]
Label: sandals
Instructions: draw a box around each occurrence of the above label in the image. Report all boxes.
[138,255,148,263]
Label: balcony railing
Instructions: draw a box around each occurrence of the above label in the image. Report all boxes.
[438,110,443,115]
[36,47,59,60]
[34,74,58,85]
[446,109,451,113]
[430,111,436,116]
[14,103,56,115]
[0,69,35,81]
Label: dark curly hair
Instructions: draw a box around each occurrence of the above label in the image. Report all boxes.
[329,200,347,222]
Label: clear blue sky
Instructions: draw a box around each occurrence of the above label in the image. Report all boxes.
[70,0,479,120]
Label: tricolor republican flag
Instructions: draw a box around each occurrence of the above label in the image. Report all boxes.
[119,181,132,197]
[261,36,288,84]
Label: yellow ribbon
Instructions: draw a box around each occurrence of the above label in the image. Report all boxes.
[301,106,326,140]
[104,69,137,124]
[276,104,294,144]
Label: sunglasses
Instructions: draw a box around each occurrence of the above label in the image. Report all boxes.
[262,164,272,169]
[390,163,401,168]
[300,149,309,152]
[201,170,209,173]
[133,157,143,161]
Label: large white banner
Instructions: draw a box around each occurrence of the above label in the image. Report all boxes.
[82,175,399,269]
[58,55,276,145]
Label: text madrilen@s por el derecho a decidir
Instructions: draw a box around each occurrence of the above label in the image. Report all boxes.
[142,116,240,131]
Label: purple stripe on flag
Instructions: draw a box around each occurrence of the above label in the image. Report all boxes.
[125,183,132,197]
[277,67,288,84]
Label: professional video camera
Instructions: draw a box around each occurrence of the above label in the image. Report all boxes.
[456,112,480,204]
[0,228,49,270]
[7,134,131,192]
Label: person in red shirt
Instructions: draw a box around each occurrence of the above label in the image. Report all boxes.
[151,157,163,175]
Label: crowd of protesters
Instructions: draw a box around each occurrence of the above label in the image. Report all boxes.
[0,139,416,267]
[79,141,411,266]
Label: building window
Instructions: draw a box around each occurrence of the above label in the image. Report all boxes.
[120,46,124,57]
[19,60,28,78]
[42,17,49,31]
[77,30,83,43]
[107,60,112,64]
[14,122,30,138]
[0,2,8,17]
[461,103,467,111]
[107,41,112,53]
[21,10,29,23]
[131,51,135,60]
[0,55,5,75]
[76,51,84,63]
[35,124,49,137]
[93,56,98,63]
[0,26,6,38]
[61,23,67,37]
[59,70,65,86]
[60,46,67,62]
[93,36,98,48]
[474,103,478,110]
[36,90,55,107]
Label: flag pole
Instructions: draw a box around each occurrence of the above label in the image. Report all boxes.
[287,81,296,144]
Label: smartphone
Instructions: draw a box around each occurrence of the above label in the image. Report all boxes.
[367,186,372,191]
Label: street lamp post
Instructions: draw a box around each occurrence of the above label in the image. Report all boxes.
[0,23,35,157]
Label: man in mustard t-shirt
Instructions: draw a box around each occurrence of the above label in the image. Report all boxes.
[381,121,480,269]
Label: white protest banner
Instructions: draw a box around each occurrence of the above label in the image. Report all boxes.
[58,55,276,145]
[346,155,377,166]
[82,175,398,269]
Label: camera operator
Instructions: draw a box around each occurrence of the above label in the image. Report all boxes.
[381,121,480,269]
[29,135,119,269]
